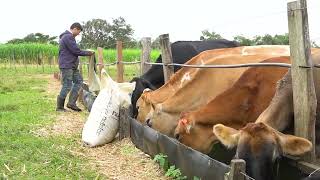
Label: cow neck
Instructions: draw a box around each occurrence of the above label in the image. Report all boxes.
[255,71,293,131]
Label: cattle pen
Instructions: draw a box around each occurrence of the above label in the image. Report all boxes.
[71,0,320,179]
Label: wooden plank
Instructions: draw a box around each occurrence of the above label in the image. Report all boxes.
[117,41,124,83]
[119,107,130,140]
[287,0,316,161]
[225,159,246,180]
[286,156,320,175]
[159,34,174,83]
[97,47,104,78]
[140,37,151,74]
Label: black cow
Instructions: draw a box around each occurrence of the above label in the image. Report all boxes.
[130,39,240,118]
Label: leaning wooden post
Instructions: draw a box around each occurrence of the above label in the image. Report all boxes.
[119,107,130,140]
[288,0,316,161]
[117,41,124,83]
[159,34,174,83]
[140,37,151,74]
[225,159,246,180]
[97,47,104,78]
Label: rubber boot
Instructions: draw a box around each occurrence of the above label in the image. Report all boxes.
[67,92,82,112]
[56,96,67,112]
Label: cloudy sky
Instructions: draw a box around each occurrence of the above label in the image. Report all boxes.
[1,0,319,43]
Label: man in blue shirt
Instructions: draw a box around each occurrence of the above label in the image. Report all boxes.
[56,22,94,112]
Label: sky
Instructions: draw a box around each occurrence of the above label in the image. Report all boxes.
[1,0,319,44]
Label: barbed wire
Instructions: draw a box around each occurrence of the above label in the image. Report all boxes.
[81,60,141,66]
[82,60,320,69]
[308,167,320,177]
[226,165,256,180]
[240,171,255,180]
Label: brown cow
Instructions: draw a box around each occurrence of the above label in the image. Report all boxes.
[140,46,293,137]
[174,57,290,153]
[213,50,320,180]
[136,45,291,125]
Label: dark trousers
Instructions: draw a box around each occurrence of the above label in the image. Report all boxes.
[59,68,83,102]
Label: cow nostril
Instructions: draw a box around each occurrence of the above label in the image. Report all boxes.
[175,133,180,140]
[146,119,152,127]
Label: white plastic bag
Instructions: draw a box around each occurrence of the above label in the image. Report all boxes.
[82,69,135,147]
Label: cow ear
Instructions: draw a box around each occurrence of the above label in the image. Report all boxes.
[276,132,312,156]
[213,124,240,149]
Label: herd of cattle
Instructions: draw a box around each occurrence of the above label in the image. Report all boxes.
[128,40,320,180]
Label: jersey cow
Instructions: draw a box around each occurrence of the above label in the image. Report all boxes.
[130,40,239,118]
[213,50,320,180]
[138,46,291,137]
[174,57,290,154]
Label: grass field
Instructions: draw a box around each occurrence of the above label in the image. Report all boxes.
[0,67,101,179]
[0,43,161,64]
[0,65,166,179]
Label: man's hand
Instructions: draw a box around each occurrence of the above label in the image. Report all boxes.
[88,51,95,56]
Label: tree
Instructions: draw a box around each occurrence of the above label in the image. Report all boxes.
[272,34,289,45]
[80,19,112,49]
[200,30,223,40]
[110,17,136,48]
[7,33,57,45]
[254,34,273,45]
[233,34,289,46]
[80,17,136,49]
[233,35,254,46]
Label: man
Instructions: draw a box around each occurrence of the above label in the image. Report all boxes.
[56,22,94,112]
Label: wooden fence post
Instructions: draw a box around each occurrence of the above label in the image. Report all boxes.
[288,0,316,161]
[141,37,151,74]
[117,41,124,82]
[119,107,130,140]
[97,47,104,78]
[159,34,174,83]
[225,159,246,180]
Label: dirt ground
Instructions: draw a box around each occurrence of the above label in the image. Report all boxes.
[41,74,168,180]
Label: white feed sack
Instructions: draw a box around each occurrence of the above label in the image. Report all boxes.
[82,69,135,147]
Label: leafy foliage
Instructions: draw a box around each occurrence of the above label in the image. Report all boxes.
[153,153,189,180]
[0,43,58,63]
[153,153,169,171]
[200,30,223,40]
[80,17,136,49]
[165,165,187,180]
[7,33,57,45]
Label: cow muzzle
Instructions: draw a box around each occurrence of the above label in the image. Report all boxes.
[146,119,152,127]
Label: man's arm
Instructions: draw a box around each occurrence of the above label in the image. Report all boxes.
[63,35,92,56]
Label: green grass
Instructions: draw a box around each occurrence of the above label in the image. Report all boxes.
[0,43,161,64]
[0,67,104,179]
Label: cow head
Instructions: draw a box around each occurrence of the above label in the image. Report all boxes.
[136,88,155,124]
[130,77,156,118]
[174,115,217,154]
[213,122,312,180]
[147,104,180,137]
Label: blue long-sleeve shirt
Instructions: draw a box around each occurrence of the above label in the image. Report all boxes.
[58,30,90,69]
